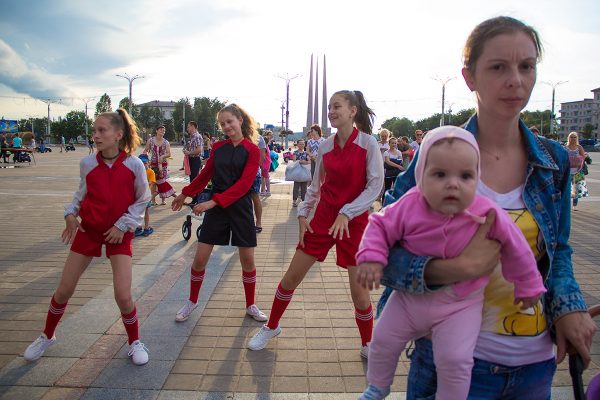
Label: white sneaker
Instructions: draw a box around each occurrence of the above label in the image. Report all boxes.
[360,343,370,359]
[24,333,56,361]
[246,304,268,322]
[248,324,282,350]
[128,340,149,365]
[175,300,198,322]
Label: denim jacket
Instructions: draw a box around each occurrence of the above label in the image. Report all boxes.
[378,115,587,329]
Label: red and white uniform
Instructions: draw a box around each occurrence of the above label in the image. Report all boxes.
[297,128,384,266]
[64,151,150,256]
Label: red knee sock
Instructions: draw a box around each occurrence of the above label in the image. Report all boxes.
[242,269,257,308]
[43,294,67,339]
[121,306,139,345]
[355,304,373,346]
[189,269,205,304]
[266,282,294,330]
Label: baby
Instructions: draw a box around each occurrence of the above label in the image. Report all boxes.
[356,126,546,400]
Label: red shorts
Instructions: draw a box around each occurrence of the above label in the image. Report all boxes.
[71,228,134,258]
[297,205,368,267]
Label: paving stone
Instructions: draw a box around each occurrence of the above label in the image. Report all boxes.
[92,359,174,389]
[0,357,76,387]
[81,388,160,400]
[0,386,48,400]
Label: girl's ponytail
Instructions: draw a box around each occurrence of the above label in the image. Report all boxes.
[115,108,141,154]
[333,90,376,135]
[352,90,375,135]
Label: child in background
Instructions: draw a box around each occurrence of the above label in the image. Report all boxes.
[23,108,151,366]
[135,154,156,237]
[356,126,546,400]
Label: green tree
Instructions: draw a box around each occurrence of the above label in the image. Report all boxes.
[582,123,595,138]
[521,110,552,135]
[51,111,90,142]
[172,98,194,136]
[136,104,163,141]
[95,93,112,117]
[119,97,132,113]
[381,117,414,137]
[164,119,176,141]
[447,108,476,127]
[193,97,226,134]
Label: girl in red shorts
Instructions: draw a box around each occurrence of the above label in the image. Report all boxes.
[23,109,151,366]
[248,90,384,357]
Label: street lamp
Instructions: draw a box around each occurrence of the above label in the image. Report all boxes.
[433,76,456,126]
[116,73,144,116]
[541,80,568,138]
[278,73,300,148]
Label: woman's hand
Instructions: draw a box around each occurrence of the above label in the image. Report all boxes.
[555,311,596,368]
[328,213,350,240]
[103,226,125,244]
[357,262,384,290]
[192,200,217,216]
[424,210,501,285]
[62,214,83,245]
[171,194,188,211]
[298,216,314,247]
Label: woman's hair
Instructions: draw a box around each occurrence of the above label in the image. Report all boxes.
[568,131,579,144]
[333,90,376,134]
[156,124,165,131]
[217,103,258,144]
[310,124,322,137]
[98,108,141,155]
[463,16,543,73]
[188,121,198,129]
[379,128,391,141]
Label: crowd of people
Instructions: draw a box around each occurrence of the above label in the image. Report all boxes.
[19,15,599,400]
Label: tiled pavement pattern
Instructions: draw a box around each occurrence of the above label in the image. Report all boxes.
[0,146,599,399]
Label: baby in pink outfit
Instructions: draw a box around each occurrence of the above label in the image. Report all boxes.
[356,126,546,400]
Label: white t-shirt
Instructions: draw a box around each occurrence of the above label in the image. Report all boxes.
[473,180,553,366]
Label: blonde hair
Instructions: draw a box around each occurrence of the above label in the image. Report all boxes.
[568,131,579,145]
[379,128,391,141]
[217,103,258,144]
[97,108,141,155]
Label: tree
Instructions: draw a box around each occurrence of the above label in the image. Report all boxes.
[136,104,163,142]
[193,97,226,135]
[521,110,552,136]
[95,93,112,117]
[119,97,131,112]
[381,117,413,137]
[582,123,595,138]
[51,111,90,142]
[172,98,194,136]
[449,108,476,127]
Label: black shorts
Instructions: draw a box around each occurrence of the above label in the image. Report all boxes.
[198,194,256,247]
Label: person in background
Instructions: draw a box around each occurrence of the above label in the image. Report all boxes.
[382,136,404,203]
[291,138,311,207]
[184,121,203,204]
[260,130,272,196]
[251,133,267,233]
[307,124,325,179]
[409,129,423,151]
[135,154,156,237]
[565,131,588,211]
[377,128,390,155]
[144,125,176,205]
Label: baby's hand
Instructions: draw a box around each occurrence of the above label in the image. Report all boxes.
[514,296,540,310]
[356,262,384,291]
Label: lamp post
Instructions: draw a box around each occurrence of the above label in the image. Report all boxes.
[278,73,300,148]
[116,73,144,116]
[82,98,94,139]
[433,76,456,126]
[542,80,567,138]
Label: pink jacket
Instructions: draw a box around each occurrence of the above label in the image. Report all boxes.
[356,187,546,299]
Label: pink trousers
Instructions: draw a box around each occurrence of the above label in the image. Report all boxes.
[368,288,483,400]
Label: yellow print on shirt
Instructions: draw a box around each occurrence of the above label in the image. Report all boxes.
[480,208,547,336]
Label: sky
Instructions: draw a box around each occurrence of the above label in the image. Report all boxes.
[1,0,599,132]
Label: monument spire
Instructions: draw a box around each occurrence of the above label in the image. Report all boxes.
[306,54,314,128]
[321,55,328,135]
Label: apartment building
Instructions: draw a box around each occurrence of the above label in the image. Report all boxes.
[558,87,600,139]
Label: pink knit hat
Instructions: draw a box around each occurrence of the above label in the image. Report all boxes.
[414,126,480,191]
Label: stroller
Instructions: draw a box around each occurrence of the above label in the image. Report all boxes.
[65,143,76,152]
[14,150,31,163]
[181,187,212,241]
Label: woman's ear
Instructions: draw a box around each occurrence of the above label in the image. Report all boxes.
[462,67,475,92]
